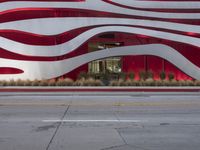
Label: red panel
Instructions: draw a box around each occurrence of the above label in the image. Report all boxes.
[0,67,23,74]
[2,8,200,25]
[123,56,145,80]
[164,61,192,80]
[147,56,163,80]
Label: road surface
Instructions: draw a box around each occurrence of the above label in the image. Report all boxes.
[0,94,200,150]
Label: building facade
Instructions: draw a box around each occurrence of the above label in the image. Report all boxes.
[0,0,200,81]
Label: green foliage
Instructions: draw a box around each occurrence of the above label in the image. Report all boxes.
[168,72,175,81]
[160,71,166,80]
[129,72,135,80]
[139,70,146,80]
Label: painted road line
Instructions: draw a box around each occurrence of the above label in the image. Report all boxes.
[42,119,141,123]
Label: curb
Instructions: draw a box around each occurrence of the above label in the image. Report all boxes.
[0,87,200,93]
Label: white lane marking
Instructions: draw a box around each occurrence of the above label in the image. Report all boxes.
[42,119,141,123]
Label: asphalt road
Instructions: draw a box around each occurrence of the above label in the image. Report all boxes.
[0,94,200,150]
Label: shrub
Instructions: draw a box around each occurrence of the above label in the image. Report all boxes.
[15,79,25,86]
[138,79,145,86]
[139,70,146,80]
[129,72,135,80]
[170,79,178,86]
[0,80,7,86]
[74,78,102,86]
[144,78,155,86]
[194,80,200,86]
[162,80,170,86]
[185,80,195,86]
[48,79,56,86]
[63,78,74,86]
[78,72,88,79]
[74,78,85,86]
[160,71,166,80]
[125,79,132,86]
[168,72,175,81]
[178,80,186,86]
[23,80,32,86]
[155,80,163,86]
[32,79,40,86]
[87,73,95,79]
[83,78,96,86]
[146,70,154,79]
[100,73,110,85]
[109,80,118,86]
[94,80,104,86]
[118,79,126,86]
[39,80,49,86]
[119,72,126,81]
[131,80,140,86]
[56,78,74,86]
[7,79,16,86]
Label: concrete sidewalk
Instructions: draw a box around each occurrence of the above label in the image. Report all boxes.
[0,86,200,96]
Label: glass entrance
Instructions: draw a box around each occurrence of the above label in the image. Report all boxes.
[88,42,123,77]
[89,57,121,74]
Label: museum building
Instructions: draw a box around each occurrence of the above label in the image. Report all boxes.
[0,0,200,81]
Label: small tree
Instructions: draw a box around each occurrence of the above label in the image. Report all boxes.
[129,72,135,80]
[160,71,166,80]
[168,72,175,81]
[139,70,146,80]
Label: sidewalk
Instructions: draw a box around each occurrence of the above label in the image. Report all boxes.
[0,86,200,96]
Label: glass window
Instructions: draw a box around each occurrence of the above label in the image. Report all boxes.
[88,42,122,74]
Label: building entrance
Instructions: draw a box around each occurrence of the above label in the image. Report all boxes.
[88,42,123,78]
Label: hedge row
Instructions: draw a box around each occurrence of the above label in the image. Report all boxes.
[0,78,200,86]
[109,79,200,86]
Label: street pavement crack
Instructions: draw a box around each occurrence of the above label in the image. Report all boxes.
[115,129,127,145]
[46,104,70,150]
[100,144,127,150]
